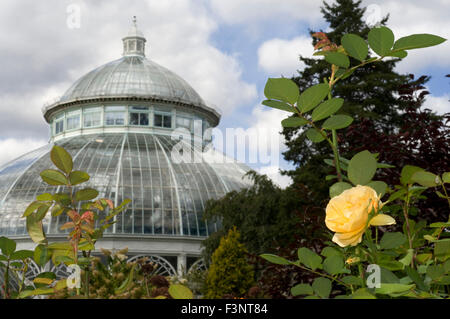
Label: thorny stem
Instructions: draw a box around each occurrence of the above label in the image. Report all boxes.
[403,186,415,268]
[332,130,342,182]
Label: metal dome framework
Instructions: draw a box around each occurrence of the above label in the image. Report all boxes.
[0,133,249,238]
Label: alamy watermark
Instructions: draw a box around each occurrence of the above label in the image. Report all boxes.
[66,264,81,289]
[170,120,281,168]
[66,3,81,29]
[366,264,381,288]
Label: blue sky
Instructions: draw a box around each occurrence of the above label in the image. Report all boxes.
[0,0,448,187]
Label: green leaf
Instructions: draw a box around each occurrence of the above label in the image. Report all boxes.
[10,250,33,261]
[115,264,136,295]
[366,181,388,198]
[51,204,65,217]
[312,277,332,299]
[329,182,352,198]
[75,188,99,201]
[298,83,330,113]
[375,283,415,295]
[36,193,53,201]
[168,284,193,299]
[442,172,450,184]
[50,145,73,174]
[26,214,46,244]
[281,117,308,128]
[405,266,428,291]
[48,242,72,250]
[36,204,50,221]
[40,169,68,186]
[22,201,44,218]
[291,283,313,296]
[380,232,406,250]
[305,128,326,143]
[377,162,395,169]
[400,165,424,185]
[260,254,292,265]
[323,255,345,275]
[34,245,50,268]
[262,99,296,113]
[322,114,353,130]
[321,247,342,258]
[429,222,450,228]
[399,249,414,267]
[342,34,368,61]
[347,150,377,185]
[427,265,445,280]
[435,241,450,262]
[264,78,299,104]
[387,50,407,58]
[311,98,344,122]
[368,27,394,56]
[0,236,16,256]
[410,171,440,187]
[325,52,350,68]
[298,247,322,271]
[18,288,54,298]
[68,171,90,186]
[393,34,446,51]
[350,288,376,299]
[342,276,362,286]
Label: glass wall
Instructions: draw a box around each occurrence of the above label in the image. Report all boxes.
[154,112,172,128]
[105,106,126,126]
[0,133,251,237]
[129,106,149,126]
[66,110,81,131]
[83,107,102,127]
[54,113,64,135]
[49,104,211,137]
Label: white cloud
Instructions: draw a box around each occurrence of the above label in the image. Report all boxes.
[0,138,47,167]
[243,103,291,187]
[360,0,450,73]
[209,0,326,26]
[424,94,450,114]
[257,36,317,76]
[258,165,292,188]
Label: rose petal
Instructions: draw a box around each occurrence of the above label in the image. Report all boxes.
[369,214,396,226]
[332,226,366,247]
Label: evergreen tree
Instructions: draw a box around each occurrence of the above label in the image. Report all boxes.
[282,0,426,198]
[205,227,255,299]
[201,171,326,263]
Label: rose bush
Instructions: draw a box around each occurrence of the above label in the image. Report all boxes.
[260,26,449,299]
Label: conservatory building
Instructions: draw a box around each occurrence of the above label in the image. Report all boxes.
[0,19,251,278]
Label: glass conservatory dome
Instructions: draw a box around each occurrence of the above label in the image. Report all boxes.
[0,18,251,275]
[0,133,250,237]
[59,56,206,108]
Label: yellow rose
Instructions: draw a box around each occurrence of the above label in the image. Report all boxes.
[325,185,395,247]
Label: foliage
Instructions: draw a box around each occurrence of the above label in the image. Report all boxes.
[0,145,193,299]
[282,0,438,209]
[205,227,255,298]
[260,20,448,298]
[0,237,34,298]
[17,145,131,298]
[339,74,450,223]
[201,171,327,263]
[48,248,192,299]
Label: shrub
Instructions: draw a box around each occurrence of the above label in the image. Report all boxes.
[205,227,255,298]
